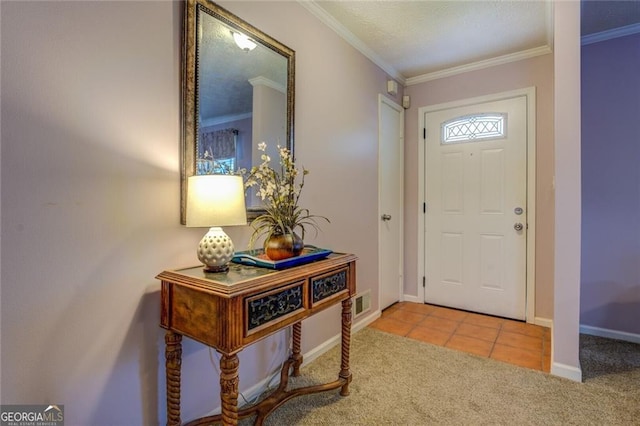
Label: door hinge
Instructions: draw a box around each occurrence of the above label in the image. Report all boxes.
[423,202,427,213]
[422,276,426,288]
[423,128,426,139]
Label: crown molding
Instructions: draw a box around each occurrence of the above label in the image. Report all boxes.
[298,1,405,84]
[581,23,640,46]
[406,45,552,86]
[300,0,555,87]
[249,76,285,94]
[201,112,252,128]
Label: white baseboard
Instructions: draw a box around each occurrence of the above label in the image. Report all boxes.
[551,362,582,382]
[580,324,640,344]
[533,317,552,329]
[304,309,381,365]
[354,309,382,332]
[402,294,421,303]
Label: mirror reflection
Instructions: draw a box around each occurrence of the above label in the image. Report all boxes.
[181,0,295,223]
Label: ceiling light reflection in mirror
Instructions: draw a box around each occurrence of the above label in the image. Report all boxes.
[196,9,289,209]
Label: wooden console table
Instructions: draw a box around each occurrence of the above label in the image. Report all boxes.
[157,252,357,426]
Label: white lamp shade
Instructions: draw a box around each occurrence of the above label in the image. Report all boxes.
[186,175,247,227]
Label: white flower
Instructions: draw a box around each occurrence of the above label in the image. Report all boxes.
[242,142,329,248]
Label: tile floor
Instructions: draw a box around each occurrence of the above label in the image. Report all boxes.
[369,302,551,372]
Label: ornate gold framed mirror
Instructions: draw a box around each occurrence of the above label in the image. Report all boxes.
[181,0,295,224]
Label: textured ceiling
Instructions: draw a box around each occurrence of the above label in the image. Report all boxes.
[198,10,287,124]
[581,0,640,34]
[313,0,550,79]
[308,0,640,82]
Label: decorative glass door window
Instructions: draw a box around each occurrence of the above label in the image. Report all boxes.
[441,113,507,144]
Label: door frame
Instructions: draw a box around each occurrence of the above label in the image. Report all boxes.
[378,94,405,309]
[417,87,536,322]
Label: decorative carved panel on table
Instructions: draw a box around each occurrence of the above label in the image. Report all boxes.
[245,281,306,335]
[311,267,348,305]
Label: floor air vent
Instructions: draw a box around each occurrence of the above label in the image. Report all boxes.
[354,290,371,318]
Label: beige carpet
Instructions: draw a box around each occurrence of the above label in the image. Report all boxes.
[238,327,640,425]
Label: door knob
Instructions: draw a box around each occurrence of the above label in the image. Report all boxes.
[381,214,392,221]
[514,223,524,231]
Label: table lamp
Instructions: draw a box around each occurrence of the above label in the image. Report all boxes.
[186,174,247,272]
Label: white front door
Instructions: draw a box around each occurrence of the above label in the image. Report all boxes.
[379,95,404,310]
[424,95,527,320]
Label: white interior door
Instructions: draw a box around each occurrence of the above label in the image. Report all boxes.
[379,95,404,310]
[424,96,527,320]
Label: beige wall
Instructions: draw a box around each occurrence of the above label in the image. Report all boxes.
[403,54,555,320]
[0,1,397,423]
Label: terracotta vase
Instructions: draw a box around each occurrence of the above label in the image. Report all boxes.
[264,232,304,260]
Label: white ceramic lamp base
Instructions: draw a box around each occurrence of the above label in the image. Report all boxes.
[197,227,235,272]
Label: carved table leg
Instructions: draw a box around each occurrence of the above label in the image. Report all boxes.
[291,322,303,376]
[165,331,182,426]
[220,353,240,426]
[339,298,353,396]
